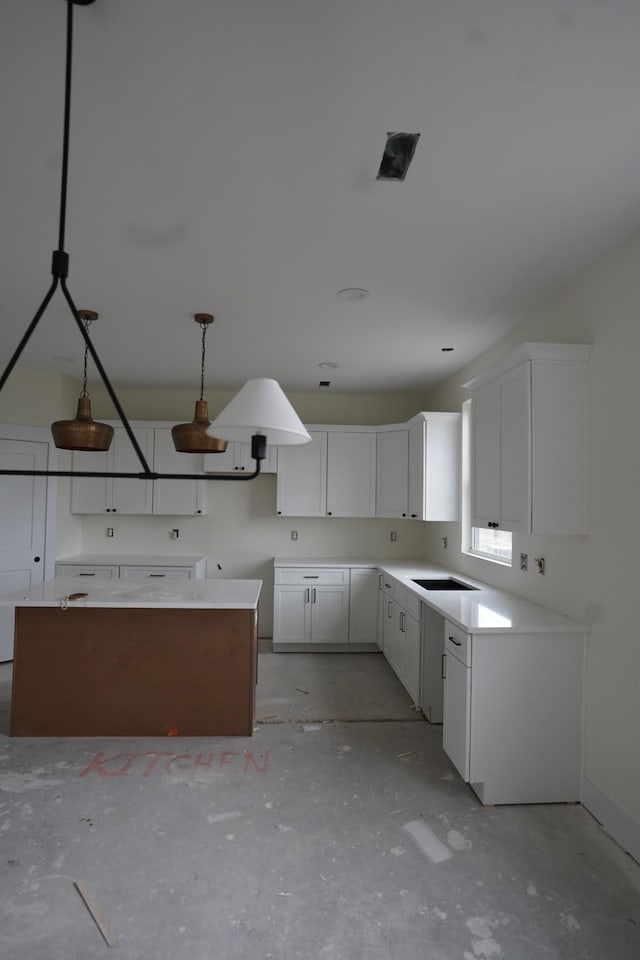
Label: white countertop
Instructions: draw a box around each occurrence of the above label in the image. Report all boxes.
[55,554,207,567]
[0,578,262,610]
[274,557,586,634]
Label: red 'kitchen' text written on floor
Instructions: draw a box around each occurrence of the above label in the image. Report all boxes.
[79,751,269,779]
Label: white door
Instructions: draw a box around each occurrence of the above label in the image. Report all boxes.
[0,438,48,661]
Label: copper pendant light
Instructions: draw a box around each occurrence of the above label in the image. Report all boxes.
[51,310,115,452]
[171,314,228,454]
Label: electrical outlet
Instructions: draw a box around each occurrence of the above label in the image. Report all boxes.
[390,531,397,542]
[106,527,114,538]
[442,536,448,549]
[520,552,528,571]
[291,530,298,541]
[171,528,179,540]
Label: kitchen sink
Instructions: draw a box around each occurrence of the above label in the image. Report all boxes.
[412,577,479,591]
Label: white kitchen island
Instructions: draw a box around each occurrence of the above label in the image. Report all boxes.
[0,577,261,737]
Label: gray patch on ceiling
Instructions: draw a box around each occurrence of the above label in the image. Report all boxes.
[376,132,421,181]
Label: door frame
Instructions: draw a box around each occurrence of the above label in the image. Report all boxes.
[0,423,58,582]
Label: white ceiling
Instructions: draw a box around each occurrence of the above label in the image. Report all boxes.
[3,0,640,396]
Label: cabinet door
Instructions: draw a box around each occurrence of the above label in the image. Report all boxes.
[376,429,409,518]
[402,611,421,704]
[204,442,277,474]
[471,364,530,532]
[471,384,501,527]
[70,426,153,514]
[276,431,327,516]
[349,568,379,645]
[70,448,111,514]
[381,593,394,658]
[383,598,401,675]
[152,428,206,515]
[310,585,350,644]
[233,442,278,474]
[111,427,155,514]
[443,650,471,780]
[326,431,376,517]
[499,364,530,532]
[273,585,310,644]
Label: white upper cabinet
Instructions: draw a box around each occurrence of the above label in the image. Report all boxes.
[71,423,207,515]
[276,427,376,518]
[464,343,591,534]
[276,431,327,516]
[203,442,277,475]
[326,430,376,517]
[376,426,409,518]
[70,426,154,515]
[152,428,206,515]
[408,412,461,521]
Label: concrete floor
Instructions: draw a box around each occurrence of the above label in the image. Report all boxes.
[1,651,639,959]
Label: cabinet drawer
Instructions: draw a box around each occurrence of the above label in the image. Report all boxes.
[119,566,191,580]
[55,564,119,579]
[275,567,350,586]
[393,584,422,620]
[445,621,471,666]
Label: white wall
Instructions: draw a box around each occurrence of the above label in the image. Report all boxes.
[421,228,640,850]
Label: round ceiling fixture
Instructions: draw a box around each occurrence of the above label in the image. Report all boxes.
[337,288,369,301]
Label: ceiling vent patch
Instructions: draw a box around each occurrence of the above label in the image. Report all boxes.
[376,132,421,181]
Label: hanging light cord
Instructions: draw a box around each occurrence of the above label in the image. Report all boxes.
[199,321,208,402]
[0,1,262,481]
[80,316,91,398]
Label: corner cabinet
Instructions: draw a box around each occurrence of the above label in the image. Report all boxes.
[442,619,585,805]
[464,343,591,534]
[70,423,207,516]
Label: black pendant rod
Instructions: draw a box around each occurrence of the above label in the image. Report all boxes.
[0,0,264,482]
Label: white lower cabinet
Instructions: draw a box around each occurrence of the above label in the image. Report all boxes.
[55,555,206,580]
[348,568,380,645]
[442,619,585,804]
[420,603,445,723]
[380,576,421,704]
[273,568,350,649]
[273,565,383,651]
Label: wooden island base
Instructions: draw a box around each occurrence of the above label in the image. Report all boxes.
[11,606,258,737]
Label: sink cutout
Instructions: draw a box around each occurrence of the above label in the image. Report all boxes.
[412,578,478,591]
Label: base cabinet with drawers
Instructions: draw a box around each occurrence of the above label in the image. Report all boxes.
[273,567,350,648]
[55,555,207,581]
[273,564,381,651]
[442,619,585,805]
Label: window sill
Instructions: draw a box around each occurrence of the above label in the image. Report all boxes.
[463,549,512,568]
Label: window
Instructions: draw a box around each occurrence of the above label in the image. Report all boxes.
[471,526,512,564]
